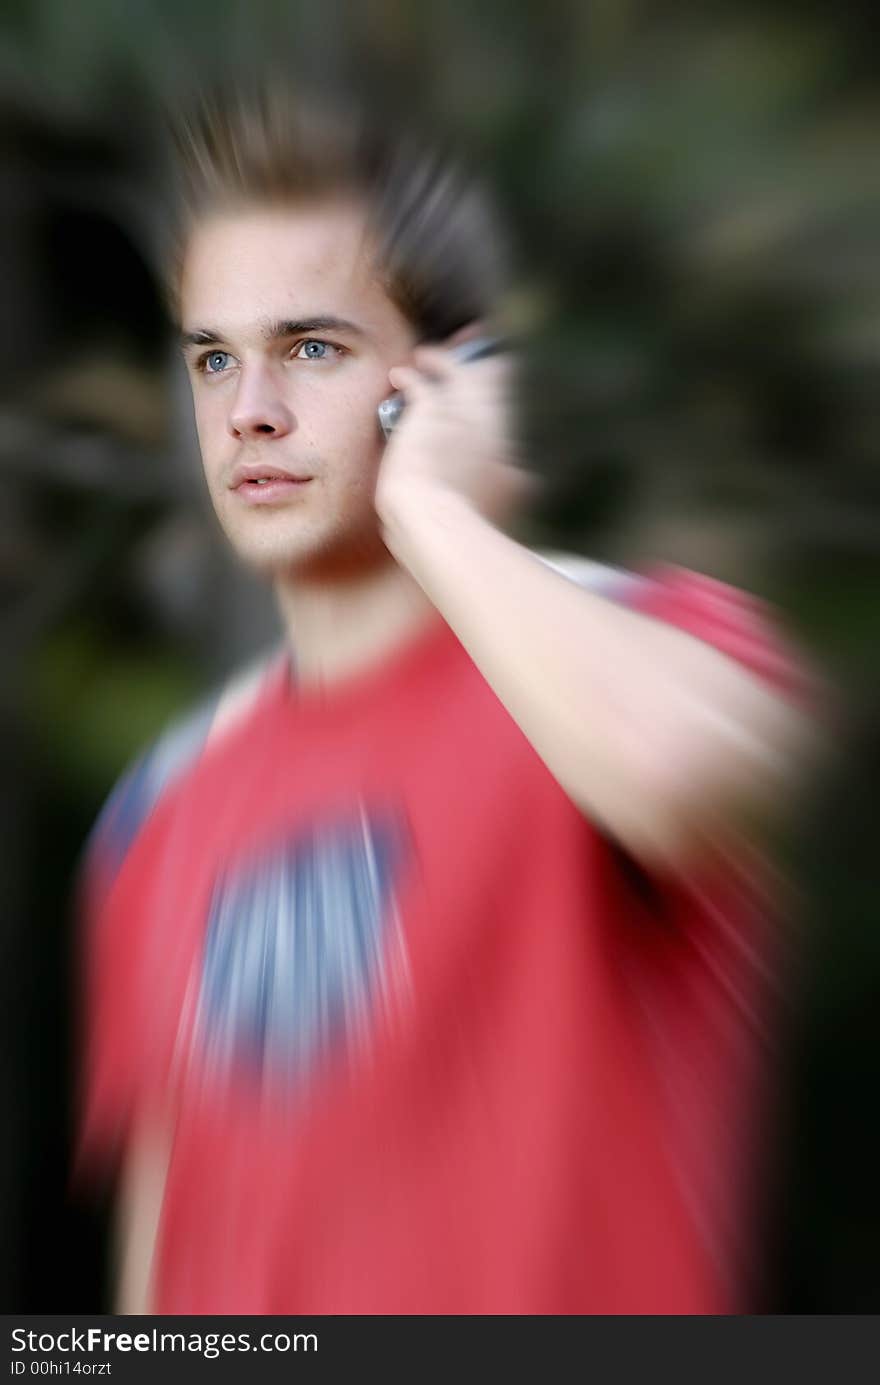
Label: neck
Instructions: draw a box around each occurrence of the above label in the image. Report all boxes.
[274,548,437,689]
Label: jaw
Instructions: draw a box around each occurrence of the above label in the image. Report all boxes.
[216,497,389,584]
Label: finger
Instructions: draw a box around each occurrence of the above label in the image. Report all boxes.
[428,353,511,396]
[449,358,511,393]
[412,346,457,380]
[387,366,433,398]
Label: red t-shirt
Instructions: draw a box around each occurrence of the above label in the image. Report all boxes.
[77,563,804,1314]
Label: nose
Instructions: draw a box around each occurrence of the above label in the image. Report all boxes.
[228,366,295,441]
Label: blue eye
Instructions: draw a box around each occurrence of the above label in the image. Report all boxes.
[204,351,232,374]
[296,340,334,360]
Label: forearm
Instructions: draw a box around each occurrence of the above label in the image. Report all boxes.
[114,1120,171,1315]
[380,486,808,870]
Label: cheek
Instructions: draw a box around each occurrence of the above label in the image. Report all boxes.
[193,400,228,468]
[309,382,385,459]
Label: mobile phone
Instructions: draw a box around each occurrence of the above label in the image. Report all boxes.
[377,336,503,440]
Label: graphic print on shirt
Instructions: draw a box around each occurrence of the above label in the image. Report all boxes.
[192,803,411,1095]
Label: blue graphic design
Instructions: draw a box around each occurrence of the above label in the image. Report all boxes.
[195,809,408,1088]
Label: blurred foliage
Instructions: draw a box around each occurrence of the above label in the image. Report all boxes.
[30,625,202,793]
[1,0,878,1310]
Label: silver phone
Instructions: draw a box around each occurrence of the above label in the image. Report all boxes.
[377,336,503,440]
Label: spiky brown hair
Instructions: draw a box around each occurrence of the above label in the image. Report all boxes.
[167,79,509,341]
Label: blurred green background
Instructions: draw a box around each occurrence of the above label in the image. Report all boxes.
[1,0,878,1309]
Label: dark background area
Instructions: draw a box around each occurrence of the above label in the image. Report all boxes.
[1,0,878,1310]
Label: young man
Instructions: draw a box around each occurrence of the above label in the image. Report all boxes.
[78,85,813,1314]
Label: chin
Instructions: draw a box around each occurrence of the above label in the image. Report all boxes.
[222,513,388,582]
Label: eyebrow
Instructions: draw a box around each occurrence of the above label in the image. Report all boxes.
[179,316,368,350]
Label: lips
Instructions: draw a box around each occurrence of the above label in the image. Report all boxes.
[229,460,314,506]
[230,461,312,489]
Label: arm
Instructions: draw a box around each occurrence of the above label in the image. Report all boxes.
[378,346,817,873]
[114,1119,171,1316]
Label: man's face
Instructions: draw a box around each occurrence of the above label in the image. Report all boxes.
[179,202,419,576]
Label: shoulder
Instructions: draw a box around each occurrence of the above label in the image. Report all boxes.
[534,550,808,699]
[534,548,757,617]
[533,550,644,603]
[83,645,285,891]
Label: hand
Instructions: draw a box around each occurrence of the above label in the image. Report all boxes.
[374,342,533,530]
